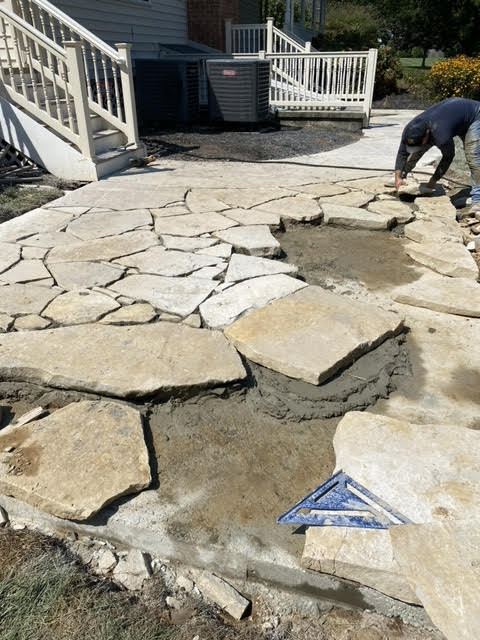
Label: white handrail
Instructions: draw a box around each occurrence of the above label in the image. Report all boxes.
[271,25,306,53]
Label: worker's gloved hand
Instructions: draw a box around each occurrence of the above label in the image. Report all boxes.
[419,183,435,195]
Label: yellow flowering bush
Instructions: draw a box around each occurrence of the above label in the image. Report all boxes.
[429,56,480,100]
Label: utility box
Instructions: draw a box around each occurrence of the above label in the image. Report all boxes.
[134,59,200,128]
[206,59,270,123]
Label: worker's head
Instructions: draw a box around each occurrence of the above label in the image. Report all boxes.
[404,120,430,154]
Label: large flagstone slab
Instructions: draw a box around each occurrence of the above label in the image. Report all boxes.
[47,185,187,210]
[253,195,323,223]
[200,275,307,330]
[18,231,82,248]
[210,187,292,209]
[48,261,125,290]
[0,242,20,274]
[222,208,281,228]
[303,412,480,602]
[367,200,415,224]
[154,213,238,237]
[0,259,51,284]
[415,196,456,221]
[109,274,217,317]
[0,283,60,316]
[404,219,463,244]
[47,231,159,263]
[0,323,246,397]
[336,175,394,195]
[160,236,218,252]
[391,520,480,640]
[115,247,221,277]
[66,209,152,240]
[289,183,350,198]
[225,254,298,283]
[213,225,281,258]
[0,208,73,242]
[322,204,395,230]
[392,274,480,317]
[405,241,479,279]
[185,189,230,213]
[319,190,374,208]
[225,286,403,385]
[42,290,120,325]
[0,401,151,520]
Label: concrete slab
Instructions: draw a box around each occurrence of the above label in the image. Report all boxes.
[67,209,152,240]
[154,213,238,237]
[213,225,281,258]
[42,290,120,325]
[48,261,125,290]
[225,254,298,283]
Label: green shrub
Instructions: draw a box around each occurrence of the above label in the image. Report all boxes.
[374,46,403,98]
[429,55,480,100]
[321,1,382,50]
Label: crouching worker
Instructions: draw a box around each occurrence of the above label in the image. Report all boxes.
[394,97,480,213]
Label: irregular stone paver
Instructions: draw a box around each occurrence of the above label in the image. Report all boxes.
[154,213,238,237]
[49,261,125,289]
[0,401,151,520]
[186,189,230,213]
[210,187,292,209]
[109,274,217,317]
[18,231,83,248]
[225,254,298,283]
[0,242,20,274]
[404,219,463,244]
[193,265,227,279]
[392,274,480,317]
[200,274,307,330]
[0,259,51,284]
[183,313,201,328]
[224,286,403,384]
[13,315,51,331]
[115,247,221,277]
[213,225,281,258]
[222,208,281,228]
[391,520,480,640]
[47,231,159,263]
[290,183,350,198]
[49,186,186,210]
[0,313,14,332]
[0,323,246,397]
[319,190,374,208]
[160,235,218,251]
[67,209,152,240]
[322,203,395,230]
[42,290,120,325]
[196,571,250,620]
[416,196,456,220]
[367,200,415,224]
[196,243,232,259]
[0,284,59,316]
[21,247,48,260]
[303,412,480,602]
[0,208,72,243]
[405,241,479,279]
[99,303,157,325]
[253,195,323,223]
[151,205,190,218]
[336,175,394,194]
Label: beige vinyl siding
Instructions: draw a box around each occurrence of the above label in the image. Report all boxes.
[51,0,188,58]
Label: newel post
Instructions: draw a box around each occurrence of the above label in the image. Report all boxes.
[225,18,232,54]
[266,17,274,54]
[63,41,95,159]
[365,48,378,126]
[116,42,140,147]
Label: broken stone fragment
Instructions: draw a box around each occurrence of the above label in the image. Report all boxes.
[0,401,151,520]
[196,571,250,620]
[113,549,152,590]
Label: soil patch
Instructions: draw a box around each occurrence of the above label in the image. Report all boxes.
[141,123,360,163]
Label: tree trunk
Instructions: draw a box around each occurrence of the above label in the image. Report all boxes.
[421,47,428,68]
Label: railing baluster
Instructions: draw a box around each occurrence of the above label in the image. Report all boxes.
[47,48,61,121]
[0,17,15,89]
[90,45,102,107]
[12,26,28,99]
[60,59,75,132]
[112,61,123,121]
[24,34,41,108]
[100,52,113,114]
[80,40,93,100]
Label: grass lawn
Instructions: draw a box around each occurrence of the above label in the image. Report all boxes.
[0,185,64,224]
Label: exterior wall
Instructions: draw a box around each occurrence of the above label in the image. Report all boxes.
[51,0,188,58]
[187,0,261,51]
[239,0,261,23]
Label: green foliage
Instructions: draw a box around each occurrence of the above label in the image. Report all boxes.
[321,1,383,50]
[374,46,403,98]
[429,55,480,100]
[260,0,285,27]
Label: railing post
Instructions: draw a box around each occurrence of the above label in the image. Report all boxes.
[63,41,95,159]
[266,17,273,54]
[225,18,232,54]
[364,48,378,126]
[305,41,312,52]
[259,49,266,60]
[116,42,140,147]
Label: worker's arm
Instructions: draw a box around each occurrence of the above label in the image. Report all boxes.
[430,140,456,184]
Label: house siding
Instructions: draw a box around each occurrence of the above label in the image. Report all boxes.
[239,0,261,23]
[51,0,188,58]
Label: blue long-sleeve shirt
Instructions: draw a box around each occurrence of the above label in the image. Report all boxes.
[395,98,480,181]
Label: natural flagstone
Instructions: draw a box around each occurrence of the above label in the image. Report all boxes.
[213,225,281,258]
[113,549,152,591]
[0,284,59,316]
[322,203,395,230]
[17,231,84,248]
[160,235,218,252]
[21,247,48,260]
[42,290,120,325]
[224,286,403,384]
[47,185,187,210]
[0,242,20,274]
[319,190,374,208]
[67,209,152,240]
[303,412,480,602]
[253,194,323,223]
[193,265,227,279]
[13,315,51,331]
[0,208,72,243]
[391,520,480,640]
[0,313,14,332]
[0,401,151,520]
[46,231,159,263]
[415,196,457,220]
[289,183,350,198]
[367,200,416,224]
[336,175,395,195]
[225,254,298,283]
[109,274,217,317]
[404,241,479,279]
[0,259,51,284]
[404,219,463,244]
[392,274,480,317]
[151,205,190,218]
[114,247,222,277]
[222,208,282,228]
[186,189,230,213]
[196,243,232,259]
[209,187,292,209]
[48,261,125,289]
[0,323,246,397]
[200,275,308,330]
[99,303,157,325]
[154,213,238,237]
[44,205,91,216]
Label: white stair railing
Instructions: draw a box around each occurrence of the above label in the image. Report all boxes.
[227,18,310,55]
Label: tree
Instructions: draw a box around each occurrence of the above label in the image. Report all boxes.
[321,1,384,50]
[261,0,285,27]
